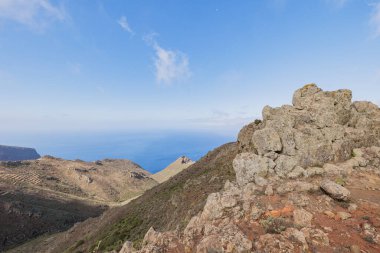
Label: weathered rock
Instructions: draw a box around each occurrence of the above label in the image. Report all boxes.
[252,127,282,155]
[301,228,330,246]
[303,167,324,177]
[287,166,305,179]
[237,120,263,153]
[282,228,307,246]
[324,211,335,219]
[337,211,351,220]
[233,152,275,186]
[255,234,295,253]
[320,179,350,201]
[119,241,134,253]
[276,181,318,194]
[350,245,361,253]
[274,155,298,178]
[293,209,313,227]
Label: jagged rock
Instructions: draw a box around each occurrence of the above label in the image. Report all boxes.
[293,208,313,227]
[233,152,275,186]
[201,193,224,220]
[287,166,305,179]
[255,234,295,253]
[320,179,350,201]
[303,167,324,177]
[301,228,330,246]
[292,83,322,110]
[252,127,282,155]
[237,120,263,153]
[282,228,308,247]
[274,155,298,178]
[119,241,134,253]
[276,181,318,194]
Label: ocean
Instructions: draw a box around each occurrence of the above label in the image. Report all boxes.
[0,131,236,173]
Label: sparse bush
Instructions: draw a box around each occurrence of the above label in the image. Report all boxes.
[260,217,293,234]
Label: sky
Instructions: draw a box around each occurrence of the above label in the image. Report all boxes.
[0,0,380,136]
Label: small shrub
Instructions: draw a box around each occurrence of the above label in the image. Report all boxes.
[363,235,375,244]
[260,217,293,234]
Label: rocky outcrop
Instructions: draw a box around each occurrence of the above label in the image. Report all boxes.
[234,84,380,183]
[118,84,380,253]
[0,145,40,161]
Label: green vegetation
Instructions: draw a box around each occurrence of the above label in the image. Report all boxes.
[335,177,346,186]
[64,239,85,253]
[260,217,293,234]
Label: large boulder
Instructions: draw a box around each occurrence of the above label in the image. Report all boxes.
[252,127,282,155]
[320,179,350,201]
[233,152,275,186]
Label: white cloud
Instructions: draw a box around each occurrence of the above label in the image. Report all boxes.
[153,44,191,84]
[370,2,380,38]
[118,16,133,35]
[0,0,66,30]
[144,35,191,85]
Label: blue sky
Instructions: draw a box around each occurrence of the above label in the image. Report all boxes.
[0,0,380,135]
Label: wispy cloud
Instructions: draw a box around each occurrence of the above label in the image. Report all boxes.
[118,16,134,35]
[0,0,66,30]
[370,2,380,38]
[144,34,191,85]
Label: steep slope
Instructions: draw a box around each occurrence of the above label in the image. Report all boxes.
[0,145,40,161]
[120,84,380,253]
[0,157,157,251]
[151,156,195,183]
[7,142,237,253]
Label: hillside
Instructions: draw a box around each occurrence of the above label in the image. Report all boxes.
[0,157,157,251]
[7,142,237,253]
[118,84,380,253]
[0,145,40,161]
[151,156,195,183]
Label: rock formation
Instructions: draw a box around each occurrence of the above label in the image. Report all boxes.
[0,145,40,161]
[120,84,380,253]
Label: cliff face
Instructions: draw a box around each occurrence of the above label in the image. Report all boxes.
[120,84,380,253]
[0,145,41,161]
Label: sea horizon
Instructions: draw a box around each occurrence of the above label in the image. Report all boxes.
[0,130,236,173]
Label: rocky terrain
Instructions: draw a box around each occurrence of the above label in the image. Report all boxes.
[6,84,380,253]
[115,84,380,253]
[152,156,195,183]
[0,157,157,251]
[0,145,40,161]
